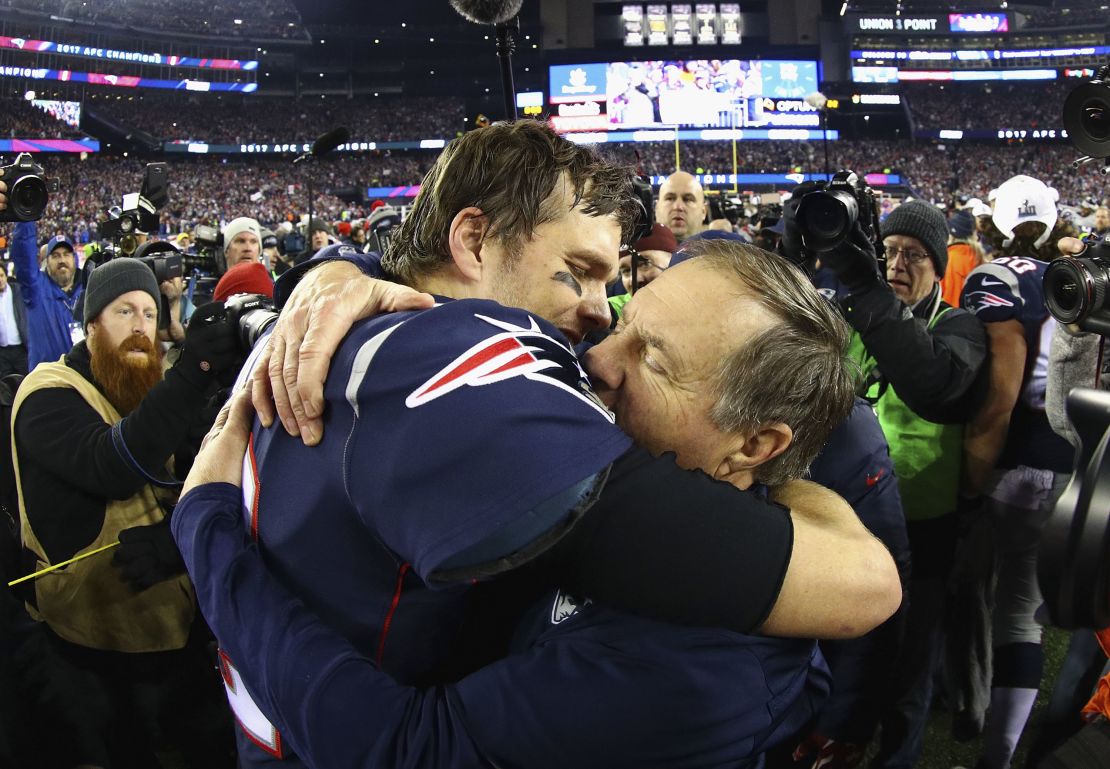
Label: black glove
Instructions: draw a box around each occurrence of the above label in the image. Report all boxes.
[818,220,883,293]
[777,180,825,266]
[111,517,186,592]
[176,300,241,388]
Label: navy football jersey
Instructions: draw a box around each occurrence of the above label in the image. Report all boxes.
[224,299,631,765]
[175,483,828,769]
[961,257,1072,472]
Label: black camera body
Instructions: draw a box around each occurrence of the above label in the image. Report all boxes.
[1063,65,1110,164]
[792,171,881,254]
[0,152,58,223]
[188,224,225,275]
[100,163,169,255]
[222,292,279,353]
[1044,237,1110,335]
[707,194,743,227]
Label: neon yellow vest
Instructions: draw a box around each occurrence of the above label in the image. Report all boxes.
[609,293,631,321]
[848,309,963,521]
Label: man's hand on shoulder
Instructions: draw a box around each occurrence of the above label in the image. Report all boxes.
[250,260,434,445]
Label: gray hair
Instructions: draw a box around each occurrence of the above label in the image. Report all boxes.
[685,240,855,486]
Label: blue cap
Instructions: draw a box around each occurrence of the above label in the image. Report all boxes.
[670,229,748,267]
[46,235,75,255]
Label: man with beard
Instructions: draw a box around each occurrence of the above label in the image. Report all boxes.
[11,258,240,768]
[9,225,85,370]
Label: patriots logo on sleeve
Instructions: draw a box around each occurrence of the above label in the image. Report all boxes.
[964,289,1015,315]
[406,313,615,422]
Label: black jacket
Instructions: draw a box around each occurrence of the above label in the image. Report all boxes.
[841,282,988,424]
[14,341,214,564]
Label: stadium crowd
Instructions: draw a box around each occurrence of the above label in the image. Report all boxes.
[0,0,306,38]
[1,138,1105,248]
[905,83,1073,133]
[86,94,467,144]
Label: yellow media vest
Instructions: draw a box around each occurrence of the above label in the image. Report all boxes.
[13,359,195,652]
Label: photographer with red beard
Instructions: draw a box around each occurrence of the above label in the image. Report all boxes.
[10,258,240,768]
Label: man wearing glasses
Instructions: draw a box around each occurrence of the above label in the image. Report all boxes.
[610,223,677,320]
[785,197,989,769]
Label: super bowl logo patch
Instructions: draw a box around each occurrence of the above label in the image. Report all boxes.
[550,590,592,625]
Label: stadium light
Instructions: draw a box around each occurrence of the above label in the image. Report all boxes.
[234,18,242,24]
[23,90,34,101]
[839,1,848,16]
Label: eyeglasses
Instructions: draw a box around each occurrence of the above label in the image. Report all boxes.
[619,250,665,278]
[885,246,930,265]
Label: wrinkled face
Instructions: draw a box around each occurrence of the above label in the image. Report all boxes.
[311,230,330,251]
[884,234,938,306]
[1096,207,1110,232]
[583,259,774,472]
[46,246,76,289]
[225,232,262,269]
[479,195,623,346]
[619,248,672,293]
[88,290,158,354]
[655,175,707,240]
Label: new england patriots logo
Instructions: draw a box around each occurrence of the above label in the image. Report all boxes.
[964,290,1015,315]
[406,314,615,422]
[550,590,592,625]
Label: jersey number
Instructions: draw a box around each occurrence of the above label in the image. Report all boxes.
[995,256,1039,274]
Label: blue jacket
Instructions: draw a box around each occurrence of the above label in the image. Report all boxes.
[10,223,83,369]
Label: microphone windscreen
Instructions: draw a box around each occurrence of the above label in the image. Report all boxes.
[312,126,350,157]
[449,0,524,25]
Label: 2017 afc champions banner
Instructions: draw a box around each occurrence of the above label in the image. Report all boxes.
[0,35,257,70]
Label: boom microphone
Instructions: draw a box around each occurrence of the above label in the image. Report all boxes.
[312,126,350,157]
[449,0,523,25]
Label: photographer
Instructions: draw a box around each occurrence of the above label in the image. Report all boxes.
[782,193,988,769]
[8,223,85,370]
[12,258,240,768]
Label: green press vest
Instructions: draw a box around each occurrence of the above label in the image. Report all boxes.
[848,308,963,521]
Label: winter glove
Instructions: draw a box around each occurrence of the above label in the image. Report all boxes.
[111,517,186,591]
[175,300,241,389]
[817,220,883,294]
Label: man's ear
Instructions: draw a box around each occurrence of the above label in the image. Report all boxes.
[447,207,489,282]
[713,423,794,486]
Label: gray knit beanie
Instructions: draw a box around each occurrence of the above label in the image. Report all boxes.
[83,258,161,330]
[880,200,950,275]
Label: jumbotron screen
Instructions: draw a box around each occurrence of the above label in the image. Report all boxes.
[548,59,820,132]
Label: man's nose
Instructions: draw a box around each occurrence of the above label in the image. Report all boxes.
[582,337,623,394]
[578,284,612,333]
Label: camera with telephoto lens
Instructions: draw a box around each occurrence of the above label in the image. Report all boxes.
[0,152,58,222]
[1044,237,1110,335]
[99,163,168,256]
[792,171,881,254]
[222,292,279,354]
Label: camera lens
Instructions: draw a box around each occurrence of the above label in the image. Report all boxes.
[9,175,47,221]
[1064,81,1110,159]
[798,190,858,252]
[1044,256,1108,325]
[1082,99,1110,141]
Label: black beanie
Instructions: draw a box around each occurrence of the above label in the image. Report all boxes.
[83,258,161,330]
[880,200,950,275]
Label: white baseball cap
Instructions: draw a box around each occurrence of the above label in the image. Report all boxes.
[988,175,1059,248]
